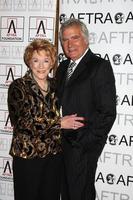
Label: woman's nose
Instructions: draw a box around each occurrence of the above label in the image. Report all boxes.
[39,62,44,68]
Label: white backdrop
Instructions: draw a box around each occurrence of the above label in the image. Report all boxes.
[0,0,133,200]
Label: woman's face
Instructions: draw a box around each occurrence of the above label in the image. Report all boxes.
[29,50,52,82]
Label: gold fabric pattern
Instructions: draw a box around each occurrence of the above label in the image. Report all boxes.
[8,71,62,159]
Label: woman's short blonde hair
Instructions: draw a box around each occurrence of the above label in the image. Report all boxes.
[24,39,57,69]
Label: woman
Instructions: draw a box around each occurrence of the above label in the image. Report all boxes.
[8,38,84,200]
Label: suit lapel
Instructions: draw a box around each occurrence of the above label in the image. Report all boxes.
[57,59,70,93]
[67,49,95,86]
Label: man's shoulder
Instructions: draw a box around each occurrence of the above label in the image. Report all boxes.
[88,50,111,67]
[59,59,69,67]
[57,59,69,73]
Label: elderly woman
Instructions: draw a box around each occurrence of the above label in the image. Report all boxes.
[8,39,84,200]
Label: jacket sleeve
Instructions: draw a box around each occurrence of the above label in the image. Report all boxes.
[74,60,117,152]
[7,81,24,126]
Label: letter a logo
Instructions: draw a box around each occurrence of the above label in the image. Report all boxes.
[5,114,10,127]
[8,19,16,35]
[36,20,46,35]
[3,161,12,175]
[6,67,14,82]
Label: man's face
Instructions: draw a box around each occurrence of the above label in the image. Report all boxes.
[61,25,88,61]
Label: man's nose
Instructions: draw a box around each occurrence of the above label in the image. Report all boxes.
[68,39,72,47]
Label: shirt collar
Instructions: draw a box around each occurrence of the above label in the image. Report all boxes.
[70,47,89,71]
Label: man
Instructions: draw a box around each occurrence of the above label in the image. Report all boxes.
[56,18,116,200]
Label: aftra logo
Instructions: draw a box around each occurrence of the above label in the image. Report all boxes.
[61,11,133,24]
[96,190,129,200]
[108,134,133,146]
[29,17,54,42]
[114,13,125,24]
[6,68,14,83]
[4,113,13,132]
[5,114,11,127]
[108,134,118,145]
[0,64,22,88]
[0,157,13,177]
[58,53,66,63]
[0,158,13,183]
[116,95,133,106]
[96,53,133,66]
[7,19,16,36]
[0,110,12,132]
[114,72,133,86]
[1,16,24,42]
[106,174,115,184]
[60,14,67,24]
[36,20,46,37]
[96,172,133,186]
[113,54,122,65]
[3,160,12,176]
[99,151,133,167]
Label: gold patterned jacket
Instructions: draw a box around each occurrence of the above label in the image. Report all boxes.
[8,71,62,159]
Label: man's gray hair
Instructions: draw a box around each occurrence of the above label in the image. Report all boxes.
[59,18,89,45]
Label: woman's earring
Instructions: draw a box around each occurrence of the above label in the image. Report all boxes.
[48,68,53,78]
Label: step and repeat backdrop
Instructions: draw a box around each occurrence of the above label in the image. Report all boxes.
[0,0,133,200]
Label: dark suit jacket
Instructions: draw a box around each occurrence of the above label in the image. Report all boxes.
[56,49,116,199]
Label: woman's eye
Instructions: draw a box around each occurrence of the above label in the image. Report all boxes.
[32,59,38,62]
[44,60,49,63]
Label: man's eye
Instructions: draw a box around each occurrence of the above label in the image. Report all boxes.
[62,37,68,42]
[73,36,80,40]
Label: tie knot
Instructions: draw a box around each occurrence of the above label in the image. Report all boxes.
[69,61,76,69]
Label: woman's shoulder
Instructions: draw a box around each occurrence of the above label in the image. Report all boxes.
[9,77,23,89]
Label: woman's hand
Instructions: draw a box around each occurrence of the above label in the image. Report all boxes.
[60,114,84,130]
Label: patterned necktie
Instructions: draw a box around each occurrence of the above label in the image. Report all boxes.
[66,61,76,82]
